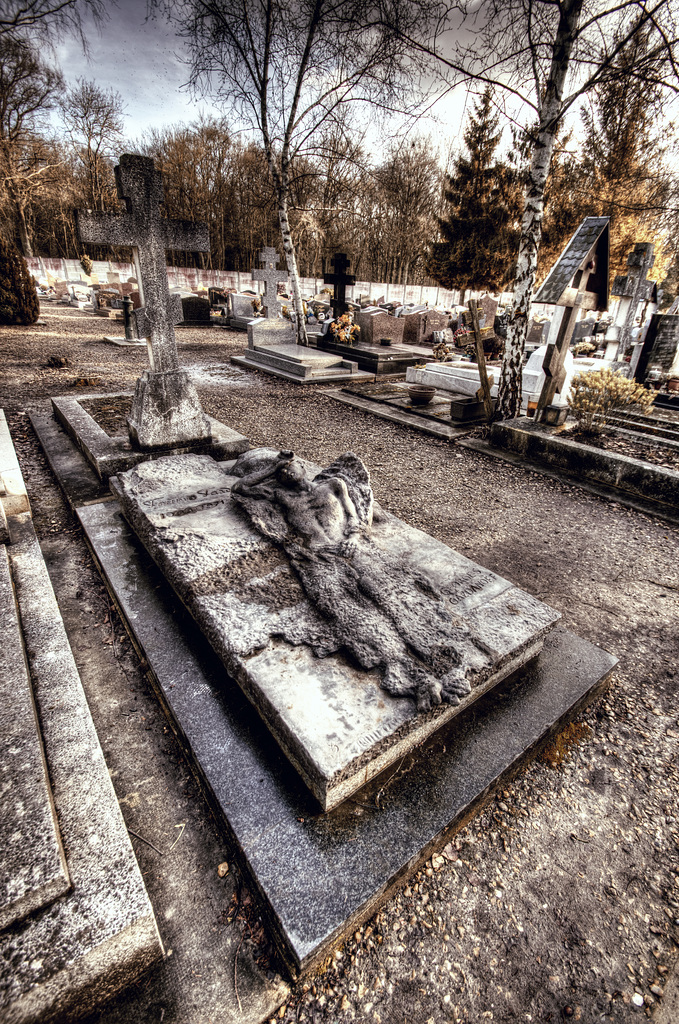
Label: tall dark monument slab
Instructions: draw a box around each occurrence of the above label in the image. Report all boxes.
[324,253,356,318]
[77,154,211,449]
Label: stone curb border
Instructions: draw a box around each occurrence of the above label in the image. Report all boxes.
[485,418,679,518]
[1,514,163,1024]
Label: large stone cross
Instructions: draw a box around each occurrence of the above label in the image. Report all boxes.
[252,247,288,317]
[76,154,209,374]
[324,253,356,318]
[76,155,211,449]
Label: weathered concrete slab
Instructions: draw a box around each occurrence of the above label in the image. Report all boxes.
[325,387,472,440]
[78,497,617,978]
[0,410,30,518]
[110,453,560,810]
[0,515,162,1024]
[51,394,248,481]
[28,409,111,509]
[0,545,69,932]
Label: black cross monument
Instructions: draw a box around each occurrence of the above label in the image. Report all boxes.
[324,253,356,319]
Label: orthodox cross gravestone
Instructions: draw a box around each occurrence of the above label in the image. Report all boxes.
[634,313,679,383]
[76,154,211,449]
[252,247,288,318]
[324,253,356,319]
[533,217,610,423]
[607,243,656,359]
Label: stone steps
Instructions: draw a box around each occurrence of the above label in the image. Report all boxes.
[0,545,70,932]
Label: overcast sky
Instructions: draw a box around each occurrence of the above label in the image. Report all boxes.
[49,0,473,155]
[52,1,211,141]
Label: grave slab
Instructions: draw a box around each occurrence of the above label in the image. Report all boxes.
[109,453,560,811]
[78,497,616,978]
[51,394,248,481]
[326,387,472,440]
[0,515,162,1024]
[0,545,69,932]
[316,336,428,374]
[232,318,371,383]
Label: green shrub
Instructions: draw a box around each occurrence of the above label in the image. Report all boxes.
[568,368,655,433]
[0,238,39,325]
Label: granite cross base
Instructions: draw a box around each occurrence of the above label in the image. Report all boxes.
[127,368,212,448]
[110,453,561,811]
[77,498,616,978]
[51,393,249,481]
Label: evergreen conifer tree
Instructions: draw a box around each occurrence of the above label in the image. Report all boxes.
[428,87,522,299]
[0,238,39,325]
[578,30,673,282]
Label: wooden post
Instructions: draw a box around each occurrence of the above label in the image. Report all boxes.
[535,270,588,420]
[469,299,494,420]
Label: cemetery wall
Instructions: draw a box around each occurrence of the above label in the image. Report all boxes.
[26,256,483,308]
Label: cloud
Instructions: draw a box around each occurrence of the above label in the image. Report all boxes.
[50,1,210,138]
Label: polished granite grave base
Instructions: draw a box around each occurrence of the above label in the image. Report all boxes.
[78,498,616,978]
[51,393,249,481]
[315,337,429,375]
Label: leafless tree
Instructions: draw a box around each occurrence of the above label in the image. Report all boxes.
[156,0,434,345]
[0,0,104,43]
[398,0,679,417]
[61,79,125,212]
[0,36,63,254]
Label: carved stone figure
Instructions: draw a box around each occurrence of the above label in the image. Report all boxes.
[231,449,492,711]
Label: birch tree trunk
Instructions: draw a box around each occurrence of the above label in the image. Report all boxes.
[278,190,309,346]
[495,0,583,420]
[15,199,33,257]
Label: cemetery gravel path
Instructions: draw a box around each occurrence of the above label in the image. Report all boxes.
[1,305,678,1024]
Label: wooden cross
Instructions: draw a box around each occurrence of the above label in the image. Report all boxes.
[76,154,210,374]
[324,253,356,318]
[533,217,609,422]
[535,269,588,419]
[252,247,288,317]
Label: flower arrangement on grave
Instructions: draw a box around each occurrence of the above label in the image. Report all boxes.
[453,325,470,348]
[568,368,655,434]
[79,253,93,276]
[251,296,264,317]
[281,301,307,321]
[433,339,453,362]
[573,340,596,356]
[329,311,360,346]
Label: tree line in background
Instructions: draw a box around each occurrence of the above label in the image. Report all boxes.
[0,29,445,284]
[0,12,677,302]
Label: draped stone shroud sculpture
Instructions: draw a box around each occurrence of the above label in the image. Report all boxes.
[230,449,491,711]
[112,449,560,808]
